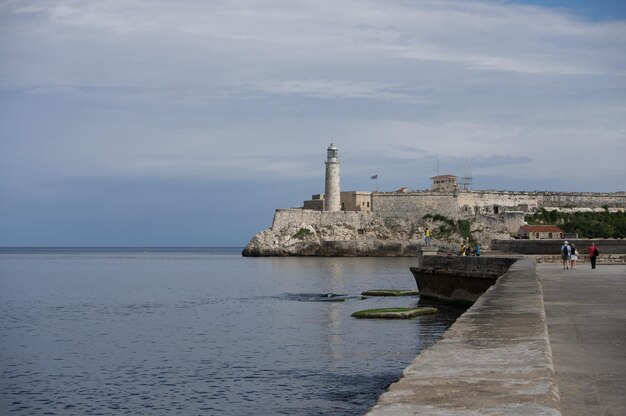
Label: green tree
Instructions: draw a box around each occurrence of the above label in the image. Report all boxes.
[526,210,626,238]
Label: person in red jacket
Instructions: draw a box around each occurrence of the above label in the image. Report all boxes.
[588,242,599,269]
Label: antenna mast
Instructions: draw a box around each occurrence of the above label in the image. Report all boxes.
[460,152,473,190]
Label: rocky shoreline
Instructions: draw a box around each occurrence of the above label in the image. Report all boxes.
[241,209,512,257]
[242,238,422,257]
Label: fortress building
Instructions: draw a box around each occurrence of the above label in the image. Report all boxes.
[431,174,459,191]
[243,145,626,256]
[304,191,372,213]
[518,225,565,240]
[299,144,624,225]
[301,144,625,218]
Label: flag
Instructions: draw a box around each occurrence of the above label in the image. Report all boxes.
[371,175,378,179]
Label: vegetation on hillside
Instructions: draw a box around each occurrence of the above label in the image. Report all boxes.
[525,208,626,238]
[423,214,475,244]
[292,228,313,239]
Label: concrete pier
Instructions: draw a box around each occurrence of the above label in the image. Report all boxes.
[366,260,626,415]
[540,264,626,416]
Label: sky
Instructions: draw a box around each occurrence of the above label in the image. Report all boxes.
[1,0,625,247]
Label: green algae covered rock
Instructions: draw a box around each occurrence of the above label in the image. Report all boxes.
[361,289,420,297]
[351,307,438,319]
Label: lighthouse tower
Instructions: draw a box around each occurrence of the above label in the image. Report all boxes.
[324,143,341,212]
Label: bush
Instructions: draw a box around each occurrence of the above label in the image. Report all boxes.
[458,219,472,241]
[292,228,313,239]
[423,214,474,242]
[525,209,626,238]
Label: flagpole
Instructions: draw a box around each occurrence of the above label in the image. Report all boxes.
[371,174,379,192]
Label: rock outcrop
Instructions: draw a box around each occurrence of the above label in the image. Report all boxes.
[242,209,514,257]
[242,214,422,256]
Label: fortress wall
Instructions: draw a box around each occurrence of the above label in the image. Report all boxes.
[372,192,459,218]
[540,192,626,208]
[457,191,541,213]
[454,191,625,212]
[372,190,626,219]
[271,209,373,230]
[463,190,626,210]
[272,192,625,232]
[371,191,534,219]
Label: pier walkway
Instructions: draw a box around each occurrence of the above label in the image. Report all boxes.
[367,260,626,416]
[540,263,626,416]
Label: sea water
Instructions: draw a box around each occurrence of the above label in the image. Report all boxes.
[0,248,465,415]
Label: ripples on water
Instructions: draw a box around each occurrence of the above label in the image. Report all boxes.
[0,248,466,415]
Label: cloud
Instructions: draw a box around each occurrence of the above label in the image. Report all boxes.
[3,0,625,91]
[253,79,430,104]
[1,0,625,246]
[383,144,429,158]
[372,2,626,76]
[117,153,322,181]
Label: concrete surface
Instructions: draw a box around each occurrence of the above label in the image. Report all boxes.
[366,259,626,416]
[366,258,561,415]
[539,263,626,416]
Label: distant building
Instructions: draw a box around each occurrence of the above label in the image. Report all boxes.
[518,225,564,240]
[431,175,459,191]
[303,194,324,211]
[341,191,372,212]
[304,191,372,213]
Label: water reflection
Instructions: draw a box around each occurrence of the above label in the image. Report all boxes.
[1,250,465,415]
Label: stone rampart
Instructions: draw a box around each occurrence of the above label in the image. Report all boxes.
[458,191,541,214]
[372,190,626,220]
[271,209,373,230]
[372,192,458,218]
[541,191,626,208]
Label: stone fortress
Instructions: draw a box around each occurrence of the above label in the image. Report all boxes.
[242,144,626,256]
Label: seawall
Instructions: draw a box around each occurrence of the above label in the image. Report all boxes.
[492,238,626,255]
[419,255,519,274]
[410,255,520,303]
[366,258,562,415]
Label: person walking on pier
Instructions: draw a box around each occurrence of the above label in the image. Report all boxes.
[588,242,599,269]
[424,228,431,246]
[561,241,571,269]
[569,243,578,269]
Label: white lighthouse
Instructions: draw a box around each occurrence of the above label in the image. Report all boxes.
[324,143,341,212]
